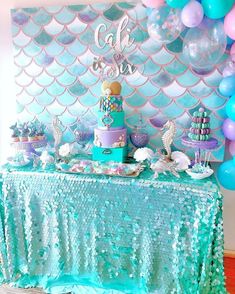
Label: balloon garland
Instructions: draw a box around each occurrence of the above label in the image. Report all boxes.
[143,0,235,190]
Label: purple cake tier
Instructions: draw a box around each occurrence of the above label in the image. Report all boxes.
[182,136,218,150]
[94,128,127,148]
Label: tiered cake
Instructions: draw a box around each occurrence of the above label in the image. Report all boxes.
[188,108,211,141]
[92,81,127,162]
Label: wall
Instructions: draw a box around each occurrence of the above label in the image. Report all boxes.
[0,0,234,250]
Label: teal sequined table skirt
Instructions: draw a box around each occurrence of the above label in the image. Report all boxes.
[0,168,226,293]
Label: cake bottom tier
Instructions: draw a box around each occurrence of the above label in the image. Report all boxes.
[94,128,127,148]
[92,146,127,163]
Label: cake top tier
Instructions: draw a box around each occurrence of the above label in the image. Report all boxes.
[101,80,122,95]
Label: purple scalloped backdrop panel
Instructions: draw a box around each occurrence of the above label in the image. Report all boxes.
[11,3,228,161]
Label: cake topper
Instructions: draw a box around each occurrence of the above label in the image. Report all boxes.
[101,81,122,95]
[93,15,136,79]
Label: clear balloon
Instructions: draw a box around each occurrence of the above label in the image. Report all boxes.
[147,5,184,44]
[142,0,165,9]
[226,96,235,121]
[192,67,214,76]
[219,75,235,96]
[229,141,235,156]
[222,56,235,77]
[166,0,189,9]
[217,158,235,190]
[183,19,226,69]
[222,118,235,141]
[224,4,235,40]
[202,0,234,19]
[181,1,204,28]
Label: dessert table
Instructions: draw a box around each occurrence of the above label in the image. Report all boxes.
[0,165,226,293]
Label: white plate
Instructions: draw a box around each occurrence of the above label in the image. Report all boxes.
[7,157,30,167]
[186,168,214,180]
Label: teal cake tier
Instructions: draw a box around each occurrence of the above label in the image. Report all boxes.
[97,111,125,129]
[99,95,123,112]
[92,146,127,163]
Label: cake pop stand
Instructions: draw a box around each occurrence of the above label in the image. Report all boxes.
[11,139,47,157]
[182,136,218,165]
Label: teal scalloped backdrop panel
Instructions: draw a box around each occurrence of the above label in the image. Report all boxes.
[11,3,228,161]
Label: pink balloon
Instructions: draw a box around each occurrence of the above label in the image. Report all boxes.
[231,43,235,61]
[142,0,165,8]
[229,140,235,156]
[224,4,235,40]
[181,0,204,28]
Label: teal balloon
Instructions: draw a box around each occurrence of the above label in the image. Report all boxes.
[219,75,235,96]
[217,158,235,190]
[202,0,235,19]
[226,96,235,121]
[166,0,189,9]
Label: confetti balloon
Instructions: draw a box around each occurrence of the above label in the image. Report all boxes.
[147,5,184,44]
[229,141,235,156]
[222,56,235,77]
[183,19,227,69]
[142,0,165,8]
[192,67,214,75]
[166,0,189,9]
[202,0,234,19]
[217,158,235,190]
[181,0,204,28]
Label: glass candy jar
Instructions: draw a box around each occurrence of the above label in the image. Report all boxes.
[130,114,149,148]
[74,123,93,148]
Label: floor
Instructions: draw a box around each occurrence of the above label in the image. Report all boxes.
[0,258,234,294]
[0,285,43,293]
[225,256,235,294]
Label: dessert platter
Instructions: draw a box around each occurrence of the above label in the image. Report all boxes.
[7,152,30,167]
[10,121,47,156]
[56,159,144,178]
[182,108,217,179]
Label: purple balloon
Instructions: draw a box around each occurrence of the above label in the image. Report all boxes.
[222,118,235,141]
[181,0,204,28]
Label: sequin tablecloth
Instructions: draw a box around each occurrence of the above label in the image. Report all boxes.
[0,167,226,294]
